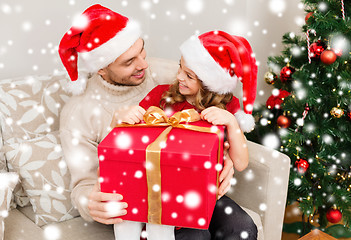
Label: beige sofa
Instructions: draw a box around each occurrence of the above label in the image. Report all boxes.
[0,58,290,240]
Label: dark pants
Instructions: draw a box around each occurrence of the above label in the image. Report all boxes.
[175,195,257,240]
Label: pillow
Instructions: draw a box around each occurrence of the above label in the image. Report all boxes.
[0,172,19,240]
[0,130,7,173]
[0,73,71,144]
[0,72,71,207]
[3,131,79,226]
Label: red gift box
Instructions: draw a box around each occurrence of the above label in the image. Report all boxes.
[98,120,224,229]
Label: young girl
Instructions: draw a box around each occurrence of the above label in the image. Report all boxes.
[114,30,258,240]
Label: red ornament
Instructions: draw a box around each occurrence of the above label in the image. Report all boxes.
[347,111,351,120]
[321,49,337,65]
[277,115,291,128]
[309,41,326,60]
[280,66,295,82]
[295,159,309,174]
[326,208,342,223]
[305,12,314,23]
[265,90,291,109]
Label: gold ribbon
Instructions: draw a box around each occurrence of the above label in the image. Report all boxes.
[116,106,222,224]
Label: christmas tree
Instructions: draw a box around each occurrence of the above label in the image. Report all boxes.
[247,0,351,237]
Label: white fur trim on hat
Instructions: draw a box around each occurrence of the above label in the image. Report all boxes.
[235,110,255,133]
[78,20,141,73]
[180,35,238,95]
[64,74,88,95]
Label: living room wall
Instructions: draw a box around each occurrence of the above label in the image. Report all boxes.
[0,0,304,104]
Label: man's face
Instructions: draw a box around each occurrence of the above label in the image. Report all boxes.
[98,38,148,86]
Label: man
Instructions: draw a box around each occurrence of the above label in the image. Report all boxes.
[59,4,256,239]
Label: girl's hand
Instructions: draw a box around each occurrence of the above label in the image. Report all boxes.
[110,105,146,127]
[200,106,234,126]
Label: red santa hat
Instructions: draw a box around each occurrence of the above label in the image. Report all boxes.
[58,4,141,95]
[179,31,258,132]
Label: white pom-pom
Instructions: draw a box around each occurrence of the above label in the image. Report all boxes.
[235,110,255,133]
[63,73,88,95]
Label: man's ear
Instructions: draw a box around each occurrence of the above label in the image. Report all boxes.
[97,68,105,76]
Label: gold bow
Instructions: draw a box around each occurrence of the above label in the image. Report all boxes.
[117,106,222,224]
[143,106,201,126]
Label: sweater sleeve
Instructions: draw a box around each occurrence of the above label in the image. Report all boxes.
[60,96,111,222]
[139,85,170,110]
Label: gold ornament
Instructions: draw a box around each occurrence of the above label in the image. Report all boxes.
[330,107,344,118]
[264,71,276,84]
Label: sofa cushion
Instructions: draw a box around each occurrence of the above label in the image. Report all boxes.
[0,73,71,208]
[0,172,19,240]
[4,209,44,240]
[3,131,79,226]
[5,209,114,240]
[0,137,6,173]
[0,73,70,143]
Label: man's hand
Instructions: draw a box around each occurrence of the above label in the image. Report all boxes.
[110,105,146,128]
[217,141,235,199]
[88,173,128,224]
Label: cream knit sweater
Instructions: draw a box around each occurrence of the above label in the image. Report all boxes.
[60,58,178,221]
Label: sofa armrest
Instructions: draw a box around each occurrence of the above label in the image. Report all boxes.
[226,140,290,240]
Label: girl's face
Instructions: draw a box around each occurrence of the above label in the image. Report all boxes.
[177,56,201,103]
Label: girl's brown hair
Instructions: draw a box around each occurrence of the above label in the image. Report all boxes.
[160,79,233,111]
